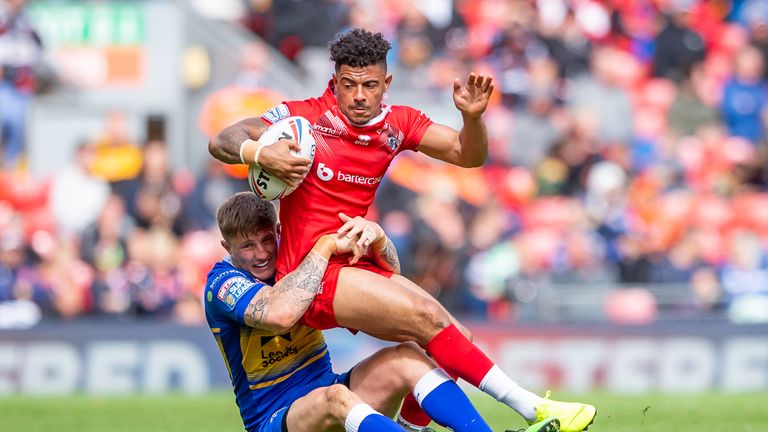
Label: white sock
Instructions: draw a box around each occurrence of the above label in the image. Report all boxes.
[412,368,452,405]
[344,403,378,432]
[396,414,424,431]
[479,365,542,422]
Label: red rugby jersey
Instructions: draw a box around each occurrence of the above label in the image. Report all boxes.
[261,85,433,278]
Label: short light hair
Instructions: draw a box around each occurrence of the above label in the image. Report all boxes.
[216,192,277,242]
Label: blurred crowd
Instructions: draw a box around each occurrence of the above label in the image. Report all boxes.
[0,109,247,325]
[3,0,768,325]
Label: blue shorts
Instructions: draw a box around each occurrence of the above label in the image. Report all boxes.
[255,369,352,432]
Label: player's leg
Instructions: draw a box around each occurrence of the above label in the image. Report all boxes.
[391,273,596,431]
[347,342,491,432]
[335,267,533,404]
[334,268,596,432]
[389,273,474,339]
[284,384,403,432]
[333,267,452,343]
[386,274,471,430]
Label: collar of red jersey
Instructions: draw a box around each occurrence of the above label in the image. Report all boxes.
[357,105,391,126]
[331,104,391,129]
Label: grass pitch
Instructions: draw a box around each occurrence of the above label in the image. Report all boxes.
[2,391,766,431]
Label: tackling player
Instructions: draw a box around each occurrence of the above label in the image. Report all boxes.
[209,29,596,432]
[204,192,560,432]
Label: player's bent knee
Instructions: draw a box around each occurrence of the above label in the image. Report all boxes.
[324,384,358,413]
[392,341,426,360]
[413,298,451,341]
[380,342,435,389]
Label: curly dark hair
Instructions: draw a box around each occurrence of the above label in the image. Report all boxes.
[329,28,391,71]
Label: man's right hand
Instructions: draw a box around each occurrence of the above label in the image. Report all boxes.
[258,139,312,188]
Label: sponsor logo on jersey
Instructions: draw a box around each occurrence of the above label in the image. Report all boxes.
[314,124,342,136]
[217,276,254,310]
[354,134,371,146]
[260,333,298,367]
[262,104,290,123]
[260,345,299,366]
[316,162,334,181]
[337,170,382,185]
[315,163,381,185]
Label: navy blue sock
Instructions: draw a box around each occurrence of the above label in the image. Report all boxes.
[419,377,492,432]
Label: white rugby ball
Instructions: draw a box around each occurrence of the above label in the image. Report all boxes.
[248,116,316,201]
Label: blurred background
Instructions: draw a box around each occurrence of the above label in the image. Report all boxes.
[1,0,767,398]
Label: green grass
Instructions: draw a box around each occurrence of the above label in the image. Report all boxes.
[435,391,768,432]
[2,391,767,431]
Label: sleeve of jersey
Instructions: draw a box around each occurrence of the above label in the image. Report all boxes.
[399,107,434,152]
[261,97,328,125]
[210,275,266,325]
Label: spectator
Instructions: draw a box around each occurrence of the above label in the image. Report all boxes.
[720,44,768,144]
[0,225,25,302]
[90,111,143,183]
[720,230,768,323]
[182,158,246,232]
[49,142,110,237]
[652,2,706,82]
[0,0,44,169]
[538,6,592,79]
[649,230,706,283]
[566,46,634,146]
[504,68,563,168]
[667,61,720,137]
[81,194,134,318]
[409,176,468,304]
[113,140,184,234]
[126,227,183,318]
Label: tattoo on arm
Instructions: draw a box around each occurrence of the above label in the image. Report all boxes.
[209,118,267,164]
[243,250,328,329]
[244,296,269,325]
[376,238,401,275]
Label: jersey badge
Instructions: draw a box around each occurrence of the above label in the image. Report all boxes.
[263,104,290,123]
[217,276,254,310]
[386,133,401,152]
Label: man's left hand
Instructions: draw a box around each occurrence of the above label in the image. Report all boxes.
[337,213,385,264]
[453,73,494,119]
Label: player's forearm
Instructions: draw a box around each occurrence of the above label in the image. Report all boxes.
[208,118,268,165]
[243,237,335,332]
[371,237,401,275]
[457,113,488,168]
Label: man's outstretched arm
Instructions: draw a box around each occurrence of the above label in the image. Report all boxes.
[417,72,494,168]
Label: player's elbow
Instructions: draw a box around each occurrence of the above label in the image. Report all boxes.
[453,139,487,168]
[461,154,486,168]
[207,138,218,157]
[263,307,301,333]
[457,152,486,168]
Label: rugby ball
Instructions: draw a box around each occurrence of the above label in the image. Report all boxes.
[248,116,316,201]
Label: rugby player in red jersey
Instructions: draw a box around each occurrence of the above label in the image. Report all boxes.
[210,29,596,432]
